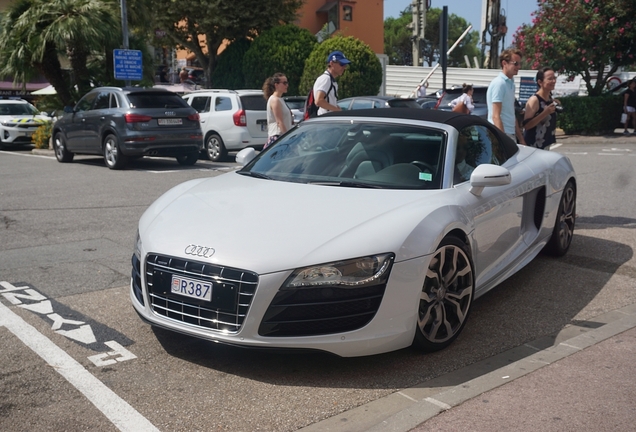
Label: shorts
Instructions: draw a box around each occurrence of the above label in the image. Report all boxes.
[626,106,636,113]
[264,135,279,149]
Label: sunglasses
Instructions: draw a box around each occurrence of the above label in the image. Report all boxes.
[508,61,520,66]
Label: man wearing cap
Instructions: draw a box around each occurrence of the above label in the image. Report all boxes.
[313,51,351,115]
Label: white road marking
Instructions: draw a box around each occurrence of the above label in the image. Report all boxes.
[424,397,452,410]
[397,391,418,402]
[550,143,562,150]
[0,301,159,431]
[88,341,138,367]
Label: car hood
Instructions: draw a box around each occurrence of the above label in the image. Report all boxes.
[139,172,459,273]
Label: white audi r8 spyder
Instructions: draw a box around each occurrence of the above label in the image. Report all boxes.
[131,109,576,357]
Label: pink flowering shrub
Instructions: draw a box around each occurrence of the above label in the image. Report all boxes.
[514,0,636,96]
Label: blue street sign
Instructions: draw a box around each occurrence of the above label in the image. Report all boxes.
[113,49,143,81]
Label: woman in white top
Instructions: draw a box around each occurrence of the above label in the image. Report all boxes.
[449,83,475,114]
[262,73,293,149]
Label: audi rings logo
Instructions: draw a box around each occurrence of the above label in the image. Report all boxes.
[184,244,215,258]
[164,111,176,116]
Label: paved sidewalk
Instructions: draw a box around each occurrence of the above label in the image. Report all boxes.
[410,325,636,432]
[299,305,636,432]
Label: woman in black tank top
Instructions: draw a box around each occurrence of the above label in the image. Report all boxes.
[523,67,560,149]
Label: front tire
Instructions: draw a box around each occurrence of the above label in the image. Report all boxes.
[204,133,226,162]
[543,180,576,256]
[103,134,127,170]
[176,152,198,166]
[53,132,74,163]
[413,236,474,352]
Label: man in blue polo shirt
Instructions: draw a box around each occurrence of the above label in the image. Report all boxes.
[487,49,526,145]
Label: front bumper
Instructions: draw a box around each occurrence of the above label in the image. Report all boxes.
[0,125,41,145]
[130,252,427,357]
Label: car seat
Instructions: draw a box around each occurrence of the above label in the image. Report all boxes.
[338,136,396,179]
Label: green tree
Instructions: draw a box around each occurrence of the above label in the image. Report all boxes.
[0,0,73,105]
[515,0,636,96]
[383,7,479,67]
[23,0,121,96]
[152,0,303,88]
[299,36,382,99]
[211,38,252,89]
[422,8,479,67]
[384,8,412,65]
[243,25,317,96]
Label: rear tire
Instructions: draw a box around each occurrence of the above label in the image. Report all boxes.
[413,236,474,352]
[103,134,127,170]
[53,132,74,163]
[204,133,226,162]
[176,152,198,166]
[543,180,576,256]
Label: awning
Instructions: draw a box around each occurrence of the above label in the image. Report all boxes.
[31,85,57,95]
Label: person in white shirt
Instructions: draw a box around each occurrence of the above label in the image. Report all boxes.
[416,82,428,98]
[262,73,292,149]
[449,84,475,114]
[313,51,351,115]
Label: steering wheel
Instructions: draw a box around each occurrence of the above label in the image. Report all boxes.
[410,161,434,173]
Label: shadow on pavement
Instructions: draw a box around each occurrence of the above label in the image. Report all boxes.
[150,233,633,391]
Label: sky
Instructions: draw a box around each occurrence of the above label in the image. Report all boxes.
[384,0,539,46]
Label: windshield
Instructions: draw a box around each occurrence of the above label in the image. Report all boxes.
[239,121,446,190]
[0,103,40,116]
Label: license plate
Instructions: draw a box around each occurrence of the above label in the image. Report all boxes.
[21,132,33,137]
[158,118,182,126]
[260,124,267,132]
[171,275,212,301]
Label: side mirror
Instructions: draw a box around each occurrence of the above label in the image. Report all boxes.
[63,106,74,113]
[469,164,511,196]
[235,147,257,165]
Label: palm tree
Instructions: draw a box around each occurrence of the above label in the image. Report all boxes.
[0,0,74,105]
[0,0,121,104]
[26,0,121,97]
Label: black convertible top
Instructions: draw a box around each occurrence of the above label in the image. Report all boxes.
[320,108,519,159]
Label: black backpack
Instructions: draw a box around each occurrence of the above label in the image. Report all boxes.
[304,72,335,121]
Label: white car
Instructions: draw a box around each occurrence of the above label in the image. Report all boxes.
[0,99,51,149]
[182,90,267,161]
[131,109,576,357]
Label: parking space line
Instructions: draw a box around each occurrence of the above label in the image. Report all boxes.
[0,301,159,432]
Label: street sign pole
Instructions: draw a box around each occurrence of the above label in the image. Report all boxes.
[120,0,131,86]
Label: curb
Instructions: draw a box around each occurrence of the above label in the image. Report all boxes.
[31,149,55,157]
[299,303,636,432]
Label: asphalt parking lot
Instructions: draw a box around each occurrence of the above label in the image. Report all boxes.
[1,134,635,431]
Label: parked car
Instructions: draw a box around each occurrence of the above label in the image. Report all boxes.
[337,96,422,110]
[130,108,576,357]
[435,85,489,119]
[186,67,205,85]
[283,96,307,123]
[52,87,203,169]
[416,97,439,110]
[182,89,267,161]
[0,99,52,150]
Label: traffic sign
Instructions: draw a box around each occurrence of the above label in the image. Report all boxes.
[113,49,143,81]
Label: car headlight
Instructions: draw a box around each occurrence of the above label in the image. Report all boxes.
[283,253,394,289]
[134,230,142,260]
[1,122,15,127]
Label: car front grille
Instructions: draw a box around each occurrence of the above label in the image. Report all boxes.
[144,254,258,333]
[258,284,386,337]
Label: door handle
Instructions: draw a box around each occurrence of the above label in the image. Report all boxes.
[100,117,105,120]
